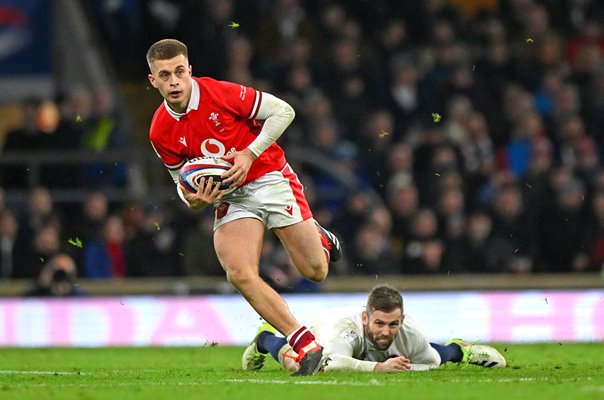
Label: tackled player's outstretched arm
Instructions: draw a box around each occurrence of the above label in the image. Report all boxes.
[323,354,378,372]
[321,339,377,372]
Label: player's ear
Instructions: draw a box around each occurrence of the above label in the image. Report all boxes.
[361,311,368,326]
[148,74,157,88]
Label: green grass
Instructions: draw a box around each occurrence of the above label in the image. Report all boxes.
[1,343,603,400]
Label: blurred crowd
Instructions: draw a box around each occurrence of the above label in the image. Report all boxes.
[2,0,604,294]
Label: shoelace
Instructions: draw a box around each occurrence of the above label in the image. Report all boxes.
[282,344,321,363]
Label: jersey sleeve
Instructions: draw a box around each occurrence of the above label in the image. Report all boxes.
[321,333,377,372]
[404,316,441,370]
[150,140,185,172]
[409,346,441,371]
[324,354,377,372]
[149,109,186,172]
[313,313,376,372]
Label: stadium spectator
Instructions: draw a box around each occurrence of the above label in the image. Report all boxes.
[224,35,256,87]
[331,192,373,257]
[17,223,63,280]
[145,38,342,376]
[350,110,396,197]
[313,140,368,214]
[179,0,238,81]
[488,181,536,274]
[458,111,497,201]
[521,135,555,208]
[81,88,130,188]
[0,208,20,279]
[82,215,128,278]
[586,190,604,272]
[5,0,604,278]
[242,284,505,373]
[498,109,548,179]
[387,175,420,247]
[1,99,51,189]
[67,191,109,272]
[18,187,62,248]
[23,253,83,297]
[382,142,415,199]
[38,93,85,188]
[452,209,498,273]
[125,203,178,277]
[583,65,604,140]
[536,177,591,272]
[349,207,401,276]
[402,208,445,274]
[435,186,466,271]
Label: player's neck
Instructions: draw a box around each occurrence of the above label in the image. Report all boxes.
[166,100,188,114]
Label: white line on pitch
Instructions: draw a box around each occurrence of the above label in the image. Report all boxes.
[222,378,384,386]
[0,370,88,375]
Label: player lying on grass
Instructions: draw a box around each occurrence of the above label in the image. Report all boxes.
[242,284,506,372]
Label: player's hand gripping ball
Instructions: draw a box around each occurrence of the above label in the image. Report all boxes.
[179,157,237,195]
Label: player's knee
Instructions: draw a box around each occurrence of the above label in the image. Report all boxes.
[225,266,257,287]
[304,262,328,282]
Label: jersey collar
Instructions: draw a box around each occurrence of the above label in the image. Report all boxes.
[163,78,200,121]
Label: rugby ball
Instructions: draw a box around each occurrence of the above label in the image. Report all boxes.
[179,157,236,194]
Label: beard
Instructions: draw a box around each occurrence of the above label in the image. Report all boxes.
[364,326,394,350]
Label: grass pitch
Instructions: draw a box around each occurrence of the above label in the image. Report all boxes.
[1,343,603,400]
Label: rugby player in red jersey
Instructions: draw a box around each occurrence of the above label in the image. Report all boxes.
[146,39,341,376]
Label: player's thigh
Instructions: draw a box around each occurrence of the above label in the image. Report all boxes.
[214,217,265,273]
[273,218,324,267]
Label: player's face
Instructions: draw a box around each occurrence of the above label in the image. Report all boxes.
[148,54,193,113]
[362,309,403,350]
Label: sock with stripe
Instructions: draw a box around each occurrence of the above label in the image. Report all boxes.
[287,326,316,354]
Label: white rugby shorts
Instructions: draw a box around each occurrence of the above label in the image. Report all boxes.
[213,163,313,230]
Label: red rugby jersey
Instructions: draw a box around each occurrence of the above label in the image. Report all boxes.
[149,77,287,185]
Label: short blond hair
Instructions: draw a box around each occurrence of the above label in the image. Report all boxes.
[146,39,188,69]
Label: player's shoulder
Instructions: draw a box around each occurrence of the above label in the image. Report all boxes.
[197,76,251,96]
[402,313,420,329]
[196,76,219,86]
[196,76,225,94]
[149,104,170,137]
[402,313,429,339]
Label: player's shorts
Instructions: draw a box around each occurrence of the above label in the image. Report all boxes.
[213,163,313,230]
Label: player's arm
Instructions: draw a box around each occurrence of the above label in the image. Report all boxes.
[404,318,442,371]
[221,93,295,187]
[409,346,441,371]
[322,336,409,372]
[409,362,439,371]
[247,92,295,156]
[325,352,411,372]
[324,354,378,372]
[321,338,378,372]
